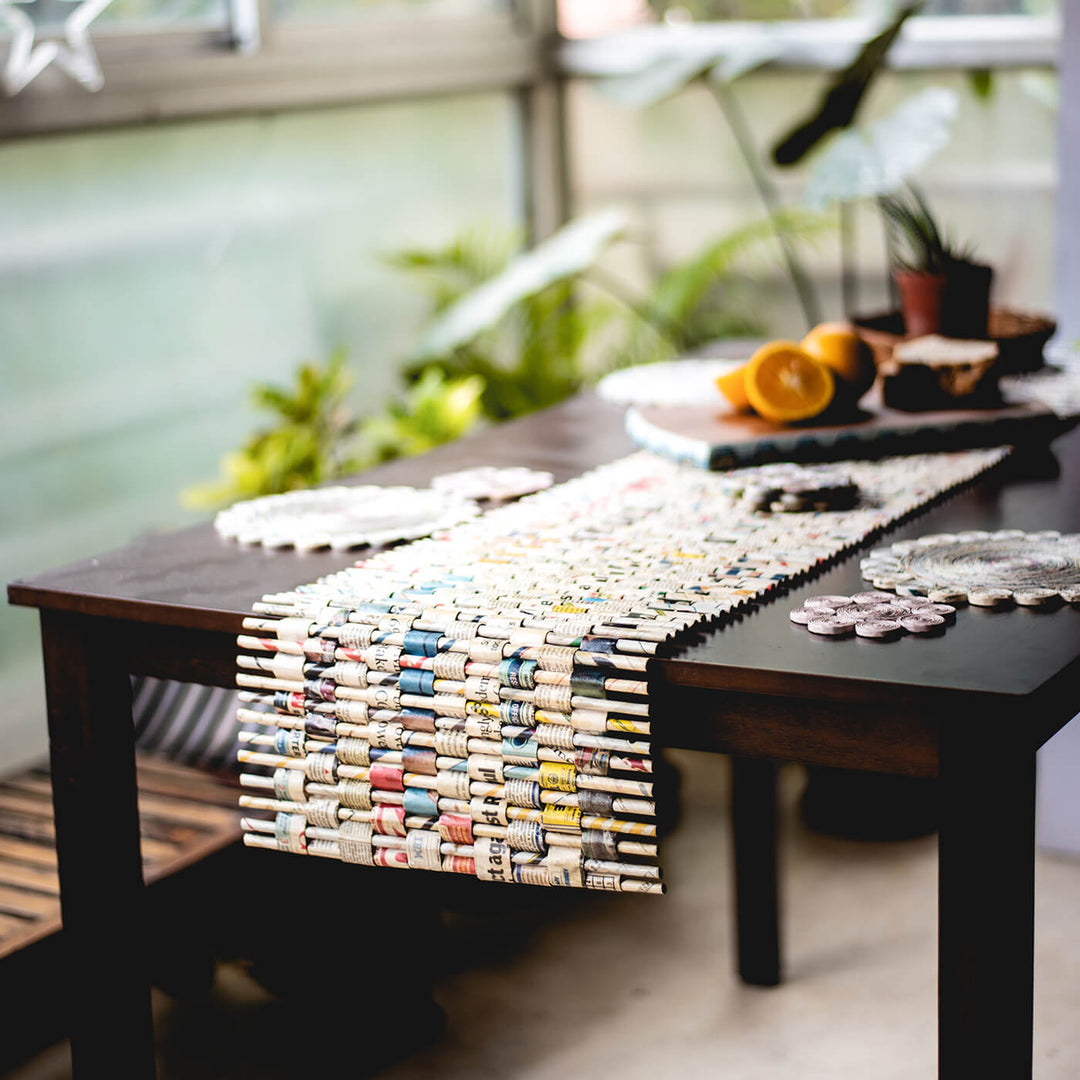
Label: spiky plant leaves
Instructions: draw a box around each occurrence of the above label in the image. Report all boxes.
[878,183,976,273]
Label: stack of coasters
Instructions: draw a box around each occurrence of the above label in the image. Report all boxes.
[860,530,1080,606]
[790,592,956,640]
[235,446,1008,891]
[717,463,859,513]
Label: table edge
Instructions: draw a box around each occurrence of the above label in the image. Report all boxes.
[13,586,1072,723]
[7,581,243,636]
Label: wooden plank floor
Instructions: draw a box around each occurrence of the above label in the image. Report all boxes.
[0,755,240,961]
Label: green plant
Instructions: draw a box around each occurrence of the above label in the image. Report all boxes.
[606,206,831,370]
[183,350,486,510]
[796,82,960,312]
[186,206,827,509]
[878,184,975,273]
[802,86,960,210]
[588,4,924,329]
[595,24,825,328]
[393,214,625,422]
[358,367,484,462]
[400,209,829,383]
[182,349,359,509]
[765,3,942,314]
[771,3,922,167]
[640,207,830,351]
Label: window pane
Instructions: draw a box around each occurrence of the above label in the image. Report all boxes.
[0,91,519,768]
[569,66,1056,343]
[96,0,226,24]
[26,0,226,31]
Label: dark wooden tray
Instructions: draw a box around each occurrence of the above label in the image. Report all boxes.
[626,391,1071,470]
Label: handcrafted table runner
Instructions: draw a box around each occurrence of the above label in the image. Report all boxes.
[236,446,1006,893]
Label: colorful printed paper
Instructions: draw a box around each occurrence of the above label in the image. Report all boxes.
[237,446,1007,891]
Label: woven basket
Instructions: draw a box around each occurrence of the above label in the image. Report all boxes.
[852,306,1056,376]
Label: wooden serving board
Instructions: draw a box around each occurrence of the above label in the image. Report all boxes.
[625,393,1071,470]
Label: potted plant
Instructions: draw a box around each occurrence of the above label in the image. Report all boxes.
[879,185,993,339]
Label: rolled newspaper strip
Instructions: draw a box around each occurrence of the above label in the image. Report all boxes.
[239,446,1007,892]
[238,632,653,674]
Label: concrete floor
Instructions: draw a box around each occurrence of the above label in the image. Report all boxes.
[8,751,1079,1079]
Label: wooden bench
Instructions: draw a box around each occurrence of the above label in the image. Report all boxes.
[0,754,240,1068]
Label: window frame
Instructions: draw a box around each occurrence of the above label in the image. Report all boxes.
[0,0,552,137]
[558,13,1059,77]
[0,7,1058,246]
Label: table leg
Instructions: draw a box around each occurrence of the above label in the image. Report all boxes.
[938,728,1035,1079]
[730,756,781,987]
[41,610,156,1078]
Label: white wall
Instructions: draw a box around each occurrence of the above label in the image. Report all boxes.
[1039,717,1080,857]
[1056,0,1080,341]
[1038,0,1080,858]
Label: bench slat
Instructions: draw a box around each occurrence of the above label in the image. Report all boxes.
[0,754,241,965]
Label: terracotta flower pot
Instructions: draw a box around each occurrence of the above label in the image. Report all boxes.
[942,261,994,339]
[894,270,947,337]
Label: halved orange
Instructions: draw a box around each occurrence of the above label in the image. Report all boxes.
[800,321,876,402]
[716,364,751,412]
[744,341,835,423]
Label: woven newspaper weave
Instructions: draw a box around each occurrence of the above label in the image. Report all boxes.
[236,446,1007,892]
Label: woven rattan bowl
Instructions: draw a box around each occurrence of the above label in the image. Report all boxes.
[852,306,1056,375]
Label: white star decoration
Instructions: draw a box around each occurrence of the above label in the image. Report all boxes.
[0,0,114,95]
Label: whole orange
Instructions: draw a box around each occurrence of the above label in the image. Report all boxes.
[800,322,876,403]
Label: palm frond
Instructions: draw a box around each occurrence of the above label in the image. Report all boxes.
[385,225,519,313]
[646,208,832,340]
[878,184,974,273]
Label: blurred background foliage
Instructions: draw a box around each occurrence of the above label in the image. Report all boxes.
[0,0,1063,770]
[186,0,955,509]
[186,204,828,507]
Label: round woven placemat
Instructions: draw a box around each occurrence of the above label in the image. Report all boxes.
[860,530,1080,604]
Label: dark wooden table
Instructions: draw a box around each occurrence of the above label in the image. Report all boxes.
[9,395,1080,1079]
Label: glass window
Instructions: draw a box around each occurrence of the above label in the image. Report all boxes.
[569,66,1056,338]
[0,90,520,768]
[24,0,226,31]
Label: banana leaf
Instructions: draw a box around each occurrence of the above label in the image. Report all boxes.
[803,86,958,210]
[412,209,627,360]
[772,2,922,167]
